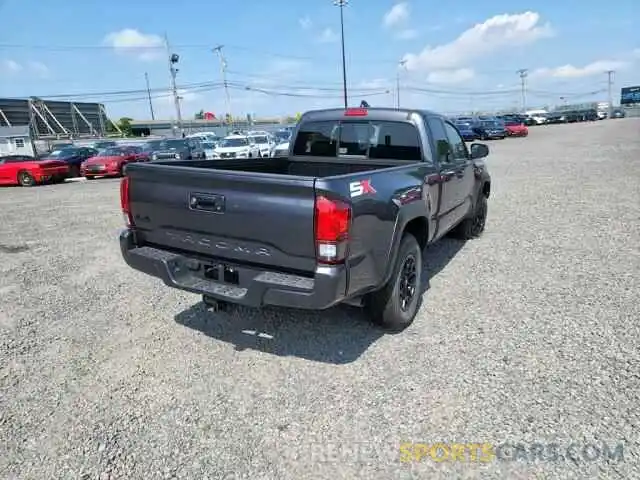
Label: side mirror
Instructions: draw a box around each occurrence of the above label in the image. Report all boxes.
[470,143,489,160]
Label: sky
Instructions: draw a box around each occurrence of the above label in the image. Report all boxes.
[0,0,638,121]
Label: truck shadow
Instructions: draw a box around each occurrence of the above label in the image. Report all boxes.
[173,237,466,364]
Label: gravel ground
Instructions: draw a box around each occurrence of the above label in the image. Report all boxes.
[1,119,639,480]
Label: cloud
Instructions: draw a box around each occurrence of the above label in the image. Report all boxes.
[531,59,629,79]
[383,2,410,28]
[299,16,312,30]
[396,29,419,40]
[28,61,49,78]
[2,59,22,73]
[427,68,476,84]
[103,28,164,61]
[403,11,553,71]
[317,27,339,43]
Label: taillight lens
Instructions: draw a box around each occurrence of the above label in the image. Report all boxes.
[120,177,133,227]
[314,195,351,264]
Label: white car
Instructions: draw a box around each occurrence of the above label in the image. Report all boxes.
[212,135,261,159]
[248,134,275,158]
[270,141,290,158]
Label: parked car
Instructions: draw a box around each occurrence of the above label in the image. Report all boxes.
[472,119,506,140]
[504,119,529,137]
[149,139,206,161]
[270,140,290,157]
[81,145,145,179]
[453,121,478,141]
[248,134,275,157]
[611,109,625,119]
[212,135,261,159]
[137,140,164,161]
[200,141,218,159]
[119,107,492,332]
[273,129,291,144]
[39,146,98,177]
[0,154,69,186]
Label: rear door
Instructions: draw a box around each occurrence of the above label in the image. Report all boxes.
[127,165,319,272]
[443,120,475,222]
[426,116,462,235]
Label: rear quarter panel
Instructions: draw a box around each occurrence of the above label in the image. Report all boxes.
[319,162,439,297]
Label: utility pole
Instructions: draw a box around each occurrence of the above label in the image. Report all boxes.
[213,45,233,130]
[334,0,349,108]
[606,70,615,119]
[396,59,407,109]
[165,34,183,135]
[144,72,155,120]
[516,69,528,113]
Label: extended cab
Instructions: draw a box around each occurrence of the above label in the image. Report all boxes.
[119,107,491,331]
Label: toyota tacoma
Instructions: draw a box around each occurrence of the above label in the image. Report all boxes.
[119,107,491,331]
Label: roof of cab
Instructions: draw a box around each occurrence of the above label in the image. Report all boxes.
[298,107,444,123]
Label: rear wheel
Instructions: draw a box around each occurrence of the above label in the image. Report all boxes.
[452,194,488,239]
[18,171,35,187]
[364,233,422,333]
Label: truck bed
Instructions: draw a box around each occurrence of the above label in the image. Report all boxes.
[148,156,404,178]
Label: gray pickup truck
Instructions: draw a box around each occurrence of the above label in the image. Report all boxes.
[119,107,491,332]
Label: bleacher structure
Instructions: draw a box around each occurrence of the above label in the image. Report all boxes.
[0,97,120,139]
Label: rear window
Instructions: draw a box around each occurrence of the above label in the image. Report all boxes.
[292,120,422,161]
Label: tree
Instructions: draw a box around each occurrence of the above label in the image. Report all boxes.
[117,117,133,136]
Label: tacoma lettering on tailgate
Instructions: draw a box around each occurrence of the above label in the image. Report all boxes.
[164,231,271,256]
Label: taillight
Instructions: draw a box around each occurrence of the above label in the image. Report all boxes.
[120,177,133,227]
[314,195,351,265]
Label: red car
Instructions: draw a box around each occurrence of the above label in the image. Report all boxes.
[81,145,146,179]
[504,121,529,137]
[0,154,69,187]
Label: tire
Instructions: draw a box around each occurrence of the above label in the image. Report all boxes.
[452,194,488,240]
[364,233,422,332]
[86,176,95,180]
[18,171,35,187]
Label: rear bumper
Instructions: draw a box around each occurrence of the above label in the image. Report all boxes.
[119,229,347,310]
[34,166,69,182]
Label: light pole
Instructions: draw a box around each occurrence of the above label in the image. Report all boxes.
[334,0,349,108]
[396,59,407,109]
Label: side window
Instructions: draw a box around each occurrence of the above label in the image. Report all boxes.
[443,122,469,162]
[427,117,452,165]
[292,121,337,157]
[368,122,422,161]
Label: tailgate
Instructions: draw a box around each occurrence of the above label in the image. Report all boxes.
[127,164,318,272]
